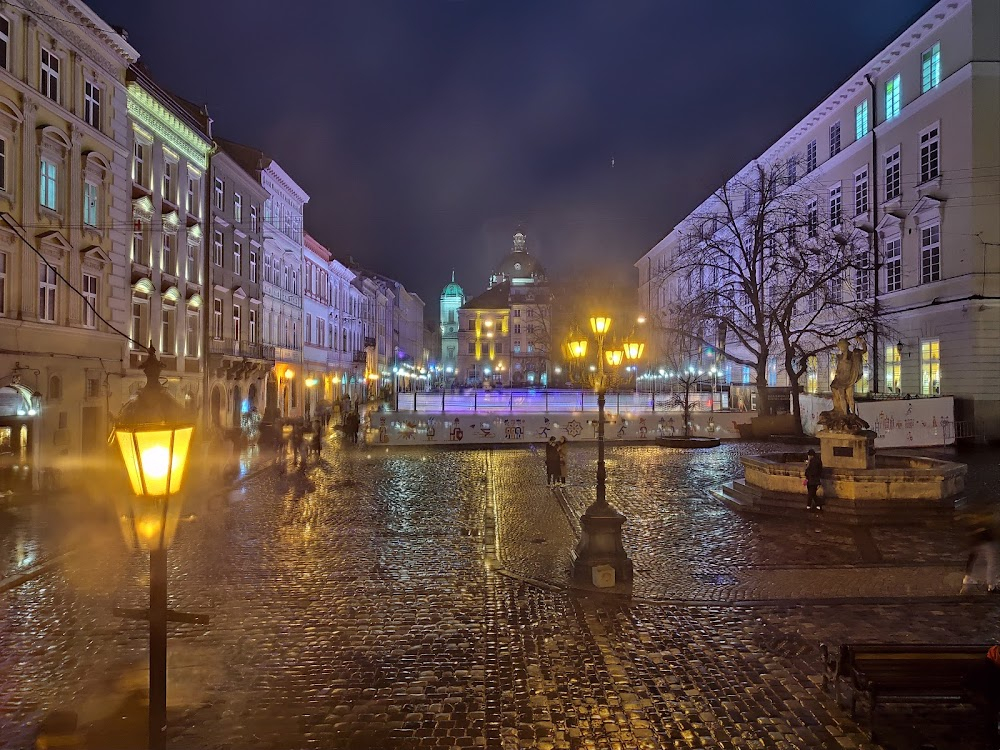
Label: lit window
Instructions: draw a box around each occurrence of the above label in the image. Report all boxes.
[920,125,939,183]
[921,42,941,93]
[855,101,868,141]
[39,159,57,210]
[806,140,817,172]
[38,263,56,322]
[806,356,818,394]
[806,199,818,238]
[829,121,841,157]
[0,16,9,71]
[0,251,7,315]
[885,346,901,393]
[920,339,940,395]
[884,147,900,200]
[186,312,199,356]
[885,74,901,120]
[213,298,223,339]
[829,185,842,227]
[854,166,869,216]
[40,48,60,102]
[133,141,145,185]
[162,234,175,275]
[84,81,101,128]
[920,223,940,283]
[83,181,98,226]
[161,308,173,354]
[885,237,901,292]
[162,161,174,202]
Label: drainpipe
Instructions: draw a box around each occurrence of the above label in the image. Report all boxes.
[865,74,881,394]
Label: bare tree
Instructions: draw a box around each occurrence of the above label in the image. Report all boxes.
[652,159,887,421]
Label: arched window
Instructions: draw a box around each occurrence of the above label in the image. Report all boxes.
[48,374,62,400]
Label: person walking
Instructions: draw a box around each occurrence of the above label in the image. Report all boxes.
[544,437,559,486]
[310,420,322,458]
[962,526,999,594]
[290,424,304,467]
[804,448,823,511]
[557,436,568,485]
[346,409,360,444]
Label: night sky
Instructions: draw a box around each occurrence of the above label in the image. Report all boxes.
[87,0,932,314]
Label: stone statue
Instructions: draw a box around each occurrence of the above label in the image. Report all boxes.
[819,337,870,434]
[830,337,866,416]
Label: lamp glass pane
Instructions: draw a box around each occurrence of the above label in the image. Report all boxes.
[115,430,144,496]
[590,316,611,335]
[133,429,176,496]
[168,426,193,494]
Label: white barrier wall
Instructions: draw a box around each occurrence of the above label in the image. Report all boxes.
[799,394,956,447]
[364,411,755,446]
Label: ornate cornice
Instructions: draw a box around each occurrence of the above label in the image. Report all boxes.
[127,83,212,168]
[21,0,137,77]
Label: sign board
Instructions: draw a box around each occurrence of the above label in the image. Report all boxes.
[799,394,956,448]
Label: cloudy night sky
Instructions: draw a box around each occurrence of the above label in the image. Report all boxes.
[88,0,932,311]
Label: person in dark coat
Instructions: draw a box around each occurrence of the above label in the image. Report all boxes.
[804,449,823,511]
[346,409,360,444]
[544,437,559,486]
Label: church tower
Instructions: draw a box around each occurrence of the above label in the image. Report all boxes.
[440,272,466,372]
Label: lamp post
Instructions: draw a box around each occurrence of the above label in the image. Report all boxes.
[566,316,634,587]
[113,349,194,750]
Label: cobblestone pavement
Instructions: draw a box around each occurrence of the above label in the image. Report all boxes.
[1,438,999,749]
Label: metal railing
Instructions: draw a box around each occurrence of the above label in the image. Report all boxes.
[208,338,275,361]
[396,388,733,414]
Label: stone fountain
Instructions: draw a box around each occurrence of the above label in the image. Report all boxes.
[717,338,966,524]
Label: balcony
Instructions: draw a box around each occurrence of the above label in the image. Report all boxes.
[209,338,275,361]
[352,351,367,364]
[364,336,376,349]
[208,338,276,381]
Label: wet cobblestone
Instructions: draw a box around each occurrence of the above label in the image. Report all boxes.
[1,438,998,749]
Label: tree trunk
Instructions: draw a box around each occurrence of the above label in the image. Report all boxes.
[788,376,804,436]
[756,379,770,416]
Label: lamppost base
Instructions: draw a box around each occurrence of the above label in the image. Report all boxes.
[571,504,633,585]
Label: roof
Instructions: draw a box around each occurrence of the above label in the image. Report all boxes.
[215,138,271,177]
[462,282,511,310]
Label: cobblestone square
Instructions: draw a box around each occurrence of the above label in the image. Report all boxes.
[2,438,999,749]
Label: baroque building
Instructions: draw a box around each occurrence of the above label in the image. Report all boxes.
[439,272,465,372]
[636,0,1000,439]
[218,138,309,420]
[0,2,137,488]
[205,138,270,430]
[457,230,552,387]
[126,65,212,420]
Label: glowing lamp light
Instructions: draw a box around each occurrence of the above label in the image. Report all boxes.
[622,341,644,361]
[589,316,612,336]
[283,368,295,380]
[605,349,624,367]
[114,349,194,551]
[305,377,318,387]
[567,335,588,359]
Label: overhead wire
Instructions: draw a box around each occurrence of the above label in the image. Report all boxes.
[0,212,146,350]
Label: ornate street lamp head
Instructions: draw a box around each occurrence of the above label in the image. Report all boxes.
[113,347,195,551]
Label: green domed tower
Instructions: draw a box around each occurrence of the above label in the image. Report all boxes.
[440,271,466,372]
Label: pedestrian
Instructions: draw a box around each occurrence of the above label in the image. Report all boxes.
[340,395,351,425]
[347,409,360,444]
[544,437,559,486]
[557,436,568,485]
[962,526,999,594]
[804,448,823,511]
[311,420,322,458]
[290,424,303,467]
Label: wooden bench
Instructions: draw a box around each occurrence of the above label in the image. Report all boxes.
[821,643,999,743]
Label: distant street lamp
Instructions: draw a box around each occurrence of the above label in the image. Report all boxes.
[113,348,194,750]
[566,316,636,587]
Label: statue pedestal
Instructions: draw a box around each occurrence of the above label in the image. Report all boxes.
[819,430,874,470]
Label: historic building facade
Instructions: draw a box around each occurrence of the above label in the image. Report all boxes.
[218,139,309,420]
[205,143,270,430]
[0,3,137,486]
[637,0,1000,439]
[126,66,213,422]
[439,273,465,373]
[302,233,331,420]
[457,230,552,386]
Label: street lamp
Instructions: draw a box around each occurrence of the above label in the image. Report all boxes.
[566,315,634,587]
[113,348,194,750]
